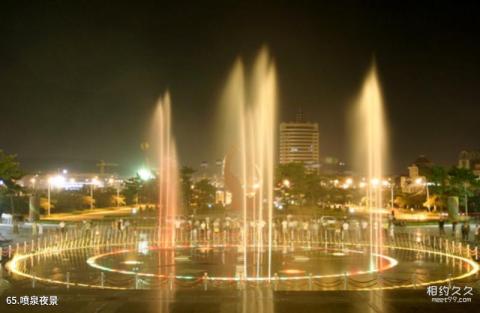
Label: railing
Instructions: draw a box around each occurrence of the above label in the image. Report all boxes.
[2,223,479,291]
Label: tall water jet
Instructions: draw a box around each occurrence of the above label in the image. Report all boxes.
[354,62,388,269]
[153,92,180,249]
[220,47,277,279]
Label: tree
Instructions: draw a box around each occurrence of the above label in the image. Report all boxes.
[447,167,480,212]
[91,187,121,208]
[39,197,52,212]
[50,191,83,212]
[193,179,216,211]
[82,195,95,208]
[427,166,449,195]
[276,163,308,204]
[303,172,321,205]
[448,167,478,194]
[122,176,142,205]
[111,194,126,207]
[394,192,425,209]
[0,150,23,214]
[426,165,449,211]
[0,150,22,188]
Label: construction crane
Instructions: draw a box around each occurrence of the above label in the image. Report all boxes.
[96,160,118,175]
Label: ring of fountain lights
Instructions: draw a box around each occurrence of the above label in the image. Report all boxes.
[85,244,398,281]
[7,242,479,290]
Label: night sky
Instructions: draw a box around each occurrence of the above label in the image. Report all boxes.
[0,1,478,175]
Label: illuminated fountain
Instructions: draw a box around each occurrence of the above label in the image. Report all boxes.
[153,92,180,249]
[5,58,479,293]
[221,47,277,279]
[354,62,388,269]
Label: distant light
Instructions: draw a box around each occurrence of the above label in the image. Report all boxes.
[417,214,427,220]
[282,179,290,188]
[49,175,66,188]
[345,178,353,185]
[138,168,154,181]
[348,207,355,214]
[371,178,380,187]
[62,169,68,174]
[415,178,424,185]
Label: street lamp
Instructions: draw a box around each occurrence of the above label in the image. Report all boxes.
[114,179,122,208]
[382,179,394,209]
[47,175,66,216]
[90,177,99,210]
[138,168,154,181]
[464,182,468,217]
[47,177,53,216]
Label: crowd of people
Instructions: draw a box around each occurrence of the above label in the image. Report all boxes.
[146,215,394,245]
[3,213,480,251]
[438,216,480,243]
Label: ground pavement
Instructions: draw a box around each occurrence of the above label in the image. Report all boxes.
[0,288,479,313]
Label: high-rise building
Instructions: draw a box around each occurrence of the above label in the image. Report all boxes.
[458,150,480,176]
[279,110,319,171]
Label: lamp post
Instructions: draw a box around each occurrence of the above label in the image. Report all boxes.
[90,183,93,210]
[116,185,120,207]
[46,174,67,216]
[47,177,52,216]
[108,177,121,207]
[383,180,394,209]
[390,184,394,209]
[426,183,430,211]
[359,181,367,208]
[90,177,99,210]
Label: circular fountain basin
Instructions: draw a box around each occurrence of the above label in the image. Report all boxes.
[85,245,396,281]
[8,242,478,290]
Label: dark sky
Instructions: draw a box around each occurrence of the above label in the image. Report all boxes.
[0,1,479,175]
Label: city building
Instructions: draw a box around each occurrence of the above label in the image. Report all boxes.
[319,156,351,176]
[458,150,480,176]
[399,155,432,193]
[279,110,320,171]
